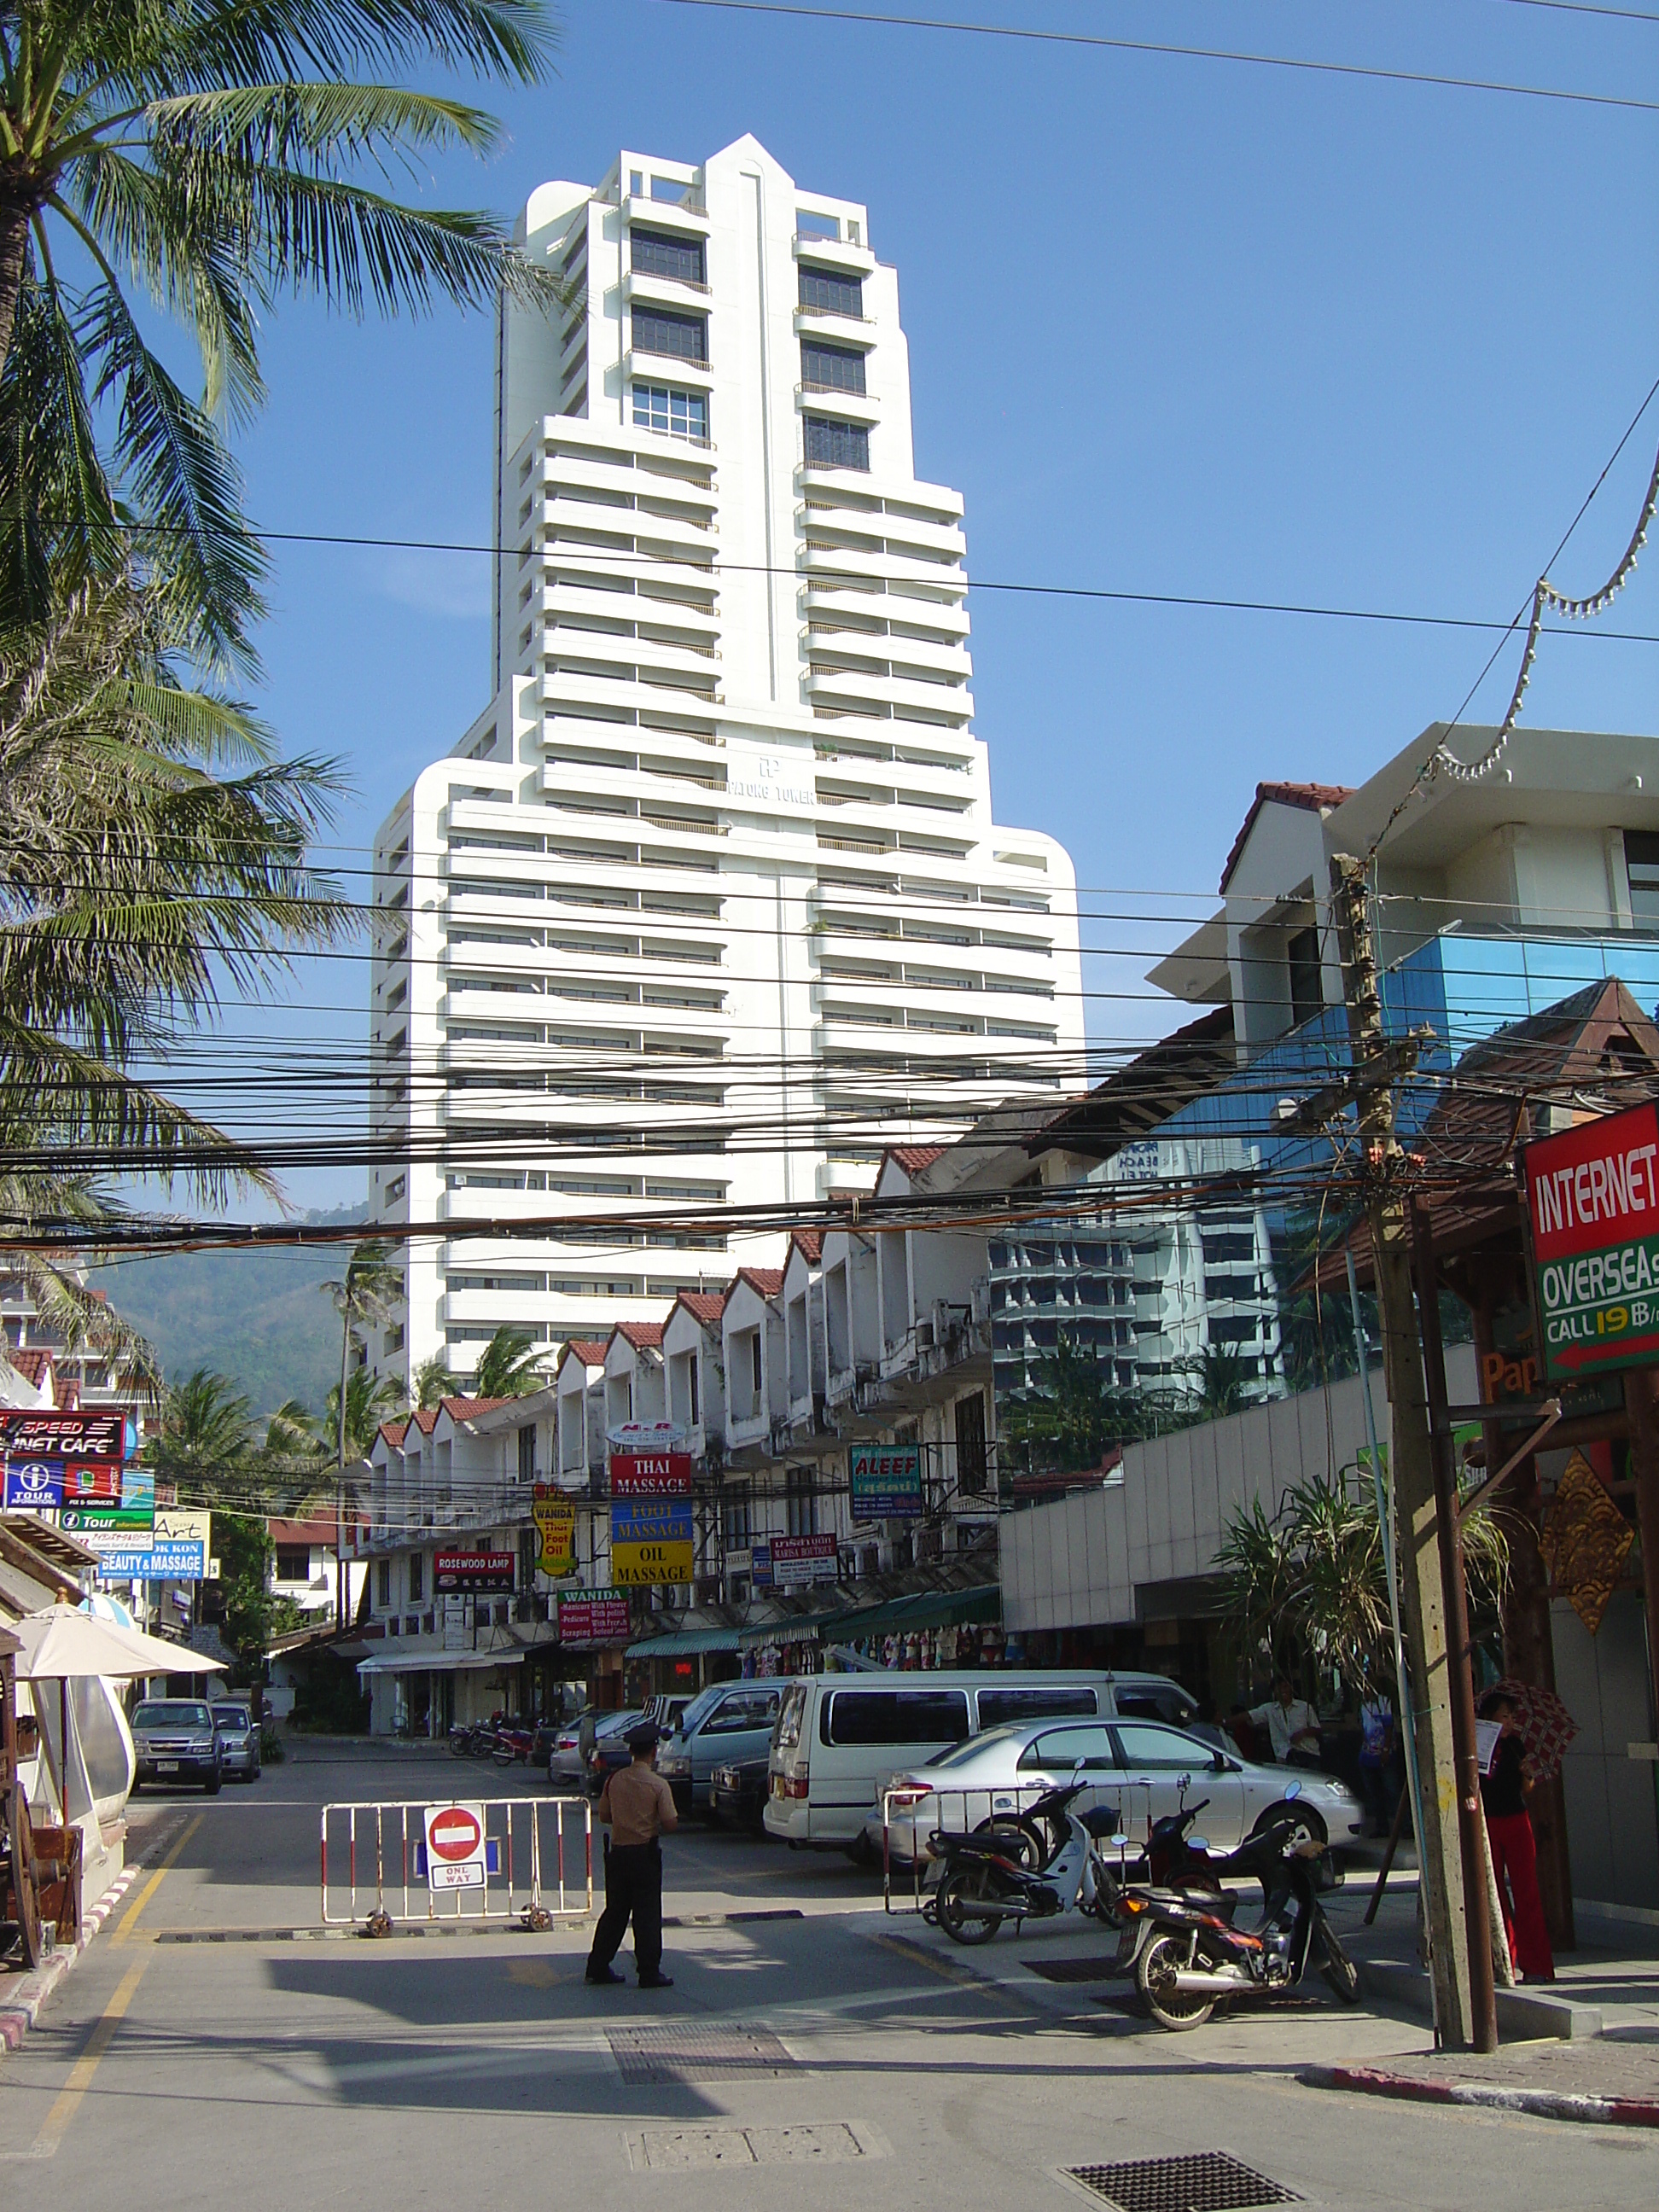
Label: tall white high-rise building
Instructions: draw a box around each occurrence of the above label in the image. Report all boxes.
[370,136,1083,1388]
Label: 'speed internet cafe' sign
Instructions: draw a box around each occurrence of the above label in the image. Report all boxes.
[1524,1099,1659,1382]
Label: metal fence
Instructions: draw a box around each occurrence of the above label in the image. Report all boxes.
[319,1796,593,1926]
[880,1780,1155,1915]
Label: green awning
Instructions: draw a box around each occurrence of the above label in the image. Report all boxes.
[818,1583,1002,1640]
[623,1627,740,1659]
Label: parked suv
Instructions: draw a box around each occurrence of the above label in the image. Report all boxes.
[211,1701,262,1782]
[656,1682,788,1814]
[130,1698,223,1794]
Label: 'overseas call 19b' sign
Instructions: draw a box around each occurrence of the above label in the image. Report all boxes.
[1523,1099,1659,1381]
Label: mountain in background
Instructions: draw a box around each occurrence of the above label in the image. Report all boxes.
[91,1204,370,1418]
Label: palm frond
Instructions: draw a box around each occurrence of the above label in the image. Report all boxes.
[76,276,266,671]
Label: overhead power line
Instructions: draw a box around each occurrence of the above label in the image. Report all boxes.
[90,518,1659,646]
[652,0,1659,113]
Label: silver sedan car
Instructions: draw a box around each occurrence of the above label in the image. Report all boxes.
[865,1714,1364,1866]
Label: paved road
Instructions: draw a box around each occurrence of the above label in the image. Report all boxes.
[2,1747,1650,2209]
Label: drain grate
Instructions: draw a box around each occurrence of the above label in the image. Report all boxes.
[1063,2152,1301,2212]
[608,2023,798,2084]
[1024,1956,1124,1983]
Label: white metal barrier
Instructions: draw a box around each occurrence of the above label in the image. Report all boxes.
[319,1796,593,1926]
[881,1780,1155,1914]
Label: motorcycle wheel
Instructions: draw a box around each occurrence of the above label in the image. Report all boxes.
[448,1732,469,1759]
[936,1866,1006,1946]
[975,1815,1047,1871]
[1135,1934,1217,2031]
[1319,1924,1362,2005]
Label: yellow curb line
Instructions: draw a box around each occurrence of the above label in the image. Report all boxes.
[26,1957,148,2161]
[110,1814,202,1947]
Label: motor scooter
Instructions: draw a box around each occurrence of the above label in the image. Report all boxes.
[1118,1783,1361,2029]
[927,1779,1129,1944]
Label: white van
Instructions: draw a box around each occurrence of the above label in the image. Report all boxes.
[762,1670,1195,1848]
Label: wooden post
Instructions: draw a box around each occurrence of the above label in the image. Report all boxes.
[1331,855,1471,2047]
[1413,1202,1499,2055]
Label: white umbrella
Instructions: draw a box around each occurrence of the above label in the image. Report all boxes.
[14,1604,226,1679]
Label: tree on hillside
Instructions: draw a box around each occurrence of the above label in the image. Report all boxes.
[471,1324,546,1400]
[0,1,562,667]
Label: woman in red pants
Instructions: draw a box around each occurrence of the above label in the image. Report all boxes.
[1479,1691,1554,1983]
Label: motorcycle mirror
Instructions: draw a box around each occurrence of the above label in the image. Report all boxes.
[1107,1834,1131,1851]
[1189,1837,1211,1854]
[1284,1779,1302,1800]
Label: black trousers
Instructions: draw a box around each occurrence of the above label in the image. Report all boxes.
[588,1840,663,1976]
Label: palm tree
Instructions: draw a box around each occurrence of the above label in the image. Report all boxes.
[469,1324,546,1400]
[0,2,562,665]
[411,1351,457,1410]
[148,1365,256,1507]
[320,1237,403,1625]
[323,1363,405,1463]
[0,568,347,1329]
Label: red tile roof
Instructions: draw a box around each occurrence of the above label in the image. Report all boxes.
[612,1322,664,1350]
[410,1406,439,1435]
[441,1394,515,1422]
[378,1417,410,1449]
[888,1144,946,1175]
[790,1229,824,1263]
[1219,780,1354,894]
[672,1292,726,1327]
[562,1338,608,1368]
[56,1380,79,1412]
[732,1266,783,1300]
[7,1348,55,1386]
[270,1515,364,1545]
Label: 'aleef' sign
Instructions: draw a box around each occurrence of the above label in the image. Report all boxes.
[1523,1099,1659,1381]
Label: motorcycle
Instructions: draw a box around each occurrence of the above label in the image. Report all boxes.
[447,1724,473,1759]
[1119,1784,1361,2030]
[928,1781,1131,1944]
[492,1721,535,1767]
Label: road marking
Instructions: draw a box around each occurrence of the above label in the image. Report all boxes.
[111,1814,202,1946]
[16,1959,148,2161]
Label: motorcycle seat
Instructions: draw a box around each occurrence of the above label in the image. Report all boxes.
[930,1831,1009,1856]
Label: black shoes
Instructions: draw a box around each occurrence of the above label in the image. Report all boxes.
[637,1971,674,1988]
[585,1964,625,1985]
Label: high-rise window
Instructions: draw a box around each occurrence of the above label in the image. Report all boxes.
[1628,831,1659,924]
[804,416,869,471]
[1286,924,1323,1028]
[801,340,866,394]
[631,227,706,285]
[632,305,707,363]
[799,264,862,317]
[632,384,708,442]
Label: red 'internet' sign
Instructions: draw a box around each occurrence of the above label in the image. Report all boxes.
[1522,1100,1659,1382]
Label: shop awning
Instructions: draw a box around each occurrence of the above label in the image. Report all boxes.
[818,1583,1002,1641]
[624,1627,741,1660]
[356,1648,530,1676]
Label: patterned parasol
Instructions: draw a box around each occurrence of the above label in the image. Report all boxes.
[1487,1678,1577,1784]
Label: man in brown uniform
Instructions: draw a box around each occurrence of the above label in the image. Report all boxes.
[585,1722,678,1987]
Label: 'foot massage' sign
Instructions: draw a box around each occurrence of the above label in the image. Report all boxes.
[1524,1100,1659,1381]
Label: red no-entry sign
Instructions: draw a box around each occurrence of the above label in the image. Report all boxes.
[424,1802,486,1889]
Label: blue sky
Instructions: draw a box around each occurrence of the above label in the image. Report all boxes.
[195,0,1658,1211]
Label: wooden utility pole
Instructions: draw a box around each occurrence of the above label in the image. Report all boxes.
[1330,854,1473,2047]
[1411,1203,1500,2052]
